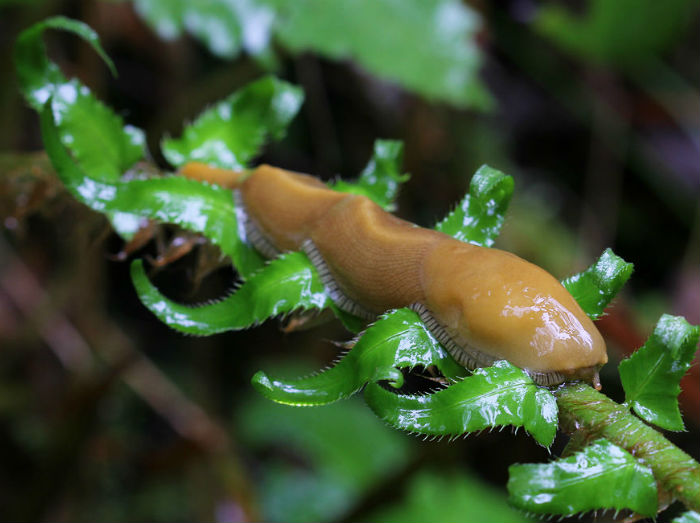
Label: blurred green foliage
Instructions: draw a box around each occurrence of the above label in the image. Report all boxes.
[536,0,698,70]
[132,0,492,108]
[236,389,412,522]
[367,469,531,523]
[1,0,699,521]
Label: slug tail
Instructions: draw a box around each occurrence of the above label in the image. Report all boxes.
[179,162,249,189]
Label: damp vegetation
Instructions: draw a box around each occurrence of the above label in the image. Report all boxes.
[4,8,700,523]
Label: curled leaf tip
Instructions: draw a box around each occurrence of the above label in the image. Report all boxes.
[364,361,558,448]
[251,370,274,393]
[435,164,513,247]
[562,248,633,320]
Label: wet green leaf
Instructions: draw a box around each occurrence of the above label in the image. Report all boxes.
[561,248,633,320]
[162,76,303,170]
[673,511,700,523]
[14,16,144,184]
[130,0,491,108]
[330,140,408,211]
[131,251,329,335]
[40,101,264,275]
[507,438,658,516]
[619,314,700,431]
[50,82,145,184]
[14,16,115,109]
[435,165,514,247]
[364,360,558,447]
[536,0,698,70]
[253,308,466,406]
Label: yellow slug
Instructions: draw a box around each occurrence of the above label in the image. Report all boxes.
[179,162,607,387]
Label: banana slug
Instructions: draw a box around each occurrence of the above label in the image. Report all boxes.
[180,162,607,387]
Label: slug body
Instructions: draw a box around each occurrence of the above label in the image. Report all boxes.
[181,163,607,386]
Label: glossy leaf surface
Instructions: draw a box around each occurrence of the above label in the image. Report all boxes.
[130,0,490,108]
[331,140,409,211]
[162,75,304,170]
[435,165,514,247]
[507,438,658,516]
[14,16,116,110]
[673,511,700,523]
[561,248,633,320]
[14,17,144,184]
[131,251,328,335]
[253,308,466,406]
[619,314,700,431]
[364,360,558,447]
[40,101,264,276]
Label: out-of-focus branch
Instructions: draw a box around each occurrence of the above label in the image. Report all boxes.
[0,234,259,520]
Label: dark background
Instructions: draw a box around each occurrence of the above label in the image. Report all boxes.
[0,0,698,521]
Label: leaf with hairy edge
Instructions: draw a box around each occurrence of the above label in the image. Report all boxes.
[331,140,409,211]
[130,251,331,335]
[162,76,303,170]
[14,17,145,185]
[107,177,265,277]
[507,438,658,517]
[673,511,700,523]
[40,101,264,277]
[14,16,116,109]
[15,16,146,237]
[132,248,366,335]
[253,308,466,406]
[561,248,633,320]
[435,165,514,247]
[619,314,700,431]
[364,360,557,447]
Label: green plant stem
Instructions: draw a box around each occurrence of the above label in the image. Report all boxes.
[555,383,700,512]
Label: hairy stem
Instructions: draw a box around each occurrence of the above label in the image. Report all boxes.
[555,383,700,512]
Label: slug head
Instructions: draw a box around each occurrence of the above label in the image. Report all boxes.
[422,241,607,386]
